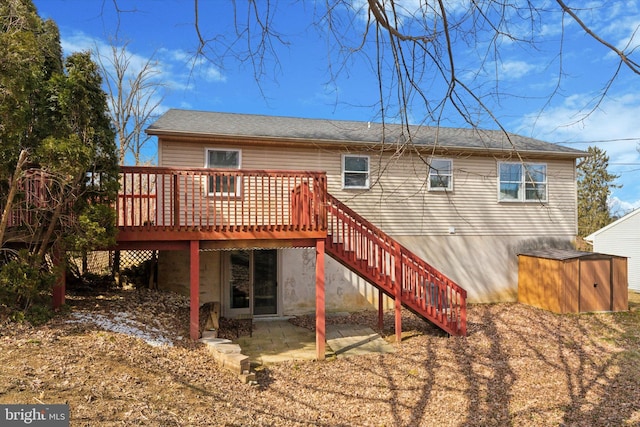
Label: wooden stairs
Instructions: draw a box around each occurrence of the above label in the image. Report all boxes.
[324,193,467,336]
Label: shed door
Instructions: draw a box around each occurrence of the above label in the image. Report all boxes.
[579,259,611,312]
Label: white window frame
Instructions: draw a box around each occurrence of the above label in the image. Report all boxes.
[498,161,547,202]
[342,154,370,190]
[205,148,242,196]
[428,158,453,191]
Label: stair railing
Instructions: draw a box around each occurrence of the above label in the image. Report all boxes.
[325,193,467,336]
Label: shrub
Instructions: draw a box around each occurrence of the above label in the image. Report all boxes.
[0,250,56,320]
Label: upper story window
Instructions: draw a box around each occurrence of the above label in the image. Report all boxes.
[498,162,547,202]
[428,158,453,191]
[206,148,241,196]
[342,154,370,189]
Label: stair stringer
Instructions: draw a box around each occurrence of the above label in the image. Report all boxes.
[325,193,467,336]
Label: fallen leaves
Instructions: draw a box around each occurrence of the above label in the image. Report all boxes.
[0,289,639,426]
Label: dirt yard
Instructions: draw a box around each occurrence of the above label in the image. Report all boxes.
[1,289,639,426]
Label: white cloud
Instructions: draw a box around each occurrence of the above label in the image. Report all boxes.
[524,93,640,159]
[498,60,538,79]
[159,47,190,63]
[189,56,227,83]
[520,91,640,213]
[60,31,227,96]
[349,0,468,26]
[60,31,96,54]
[609,196,640,218]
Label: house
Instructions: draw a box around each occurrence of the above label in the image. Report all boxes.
[7,108,587,358]
[140,109,585,324]
[586,209,640,292]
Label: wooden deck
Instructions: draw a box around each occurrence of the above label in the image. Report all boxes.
[115,166,328,248]
[4,165,467,358]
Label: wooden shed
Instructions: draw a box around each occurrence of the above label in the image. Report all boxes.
[518,249,628,313]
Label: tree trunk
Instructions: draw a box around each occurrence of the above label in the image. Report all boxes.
[0,149,29,246]
[35,172,83,262]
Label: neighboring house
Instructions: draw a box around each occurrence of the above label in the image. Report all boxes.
[144,109,585,320]
[586,209,640,292]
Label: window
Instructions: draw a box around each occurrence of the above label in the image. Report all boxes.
[342,154,369,189]
[206,149,241,195]
[498,162,547,202]
[428,159,453,191]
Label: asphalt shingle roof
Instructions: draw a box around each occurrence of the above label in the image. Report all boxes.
[147,109,585,157]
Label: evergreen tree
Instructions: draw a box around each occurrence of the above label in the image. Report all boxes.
[577,146,620,237]
[0,0,118,316]
[0,0,51,166]
[37,51,119,254]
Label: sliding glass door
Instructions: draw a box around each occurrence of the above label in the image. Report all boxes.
[226,250,278,317]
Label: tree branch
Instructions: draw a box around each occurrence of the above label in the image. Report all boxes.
[555,0,640,75]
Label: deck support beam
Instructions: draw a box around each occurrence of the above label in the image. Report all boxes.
[378,289,384,330]
[394,243,402,344]
[52,248,65,309]
[189,240,200,340]
[315,239,326,360]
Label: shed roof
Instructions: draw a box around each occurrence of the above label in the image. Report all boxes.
[147,109,586,158]
[518,248,625,261]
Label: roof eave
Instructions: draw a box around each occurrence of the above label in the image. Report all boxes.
[145,129,373,147]
[147,129,585,158]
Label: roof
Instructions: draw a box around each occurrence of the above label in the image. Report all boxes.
[585,208,640,241]
[518,248,625,260]
[147,109,586,158]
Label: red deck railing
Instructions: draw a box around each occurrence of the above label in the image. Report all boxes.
[117,166,327,237]
[325,193,467,336]
[2,169,75,232]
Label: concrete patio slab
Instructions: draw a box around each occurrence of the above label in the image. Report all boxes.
[326,326,395,357]
[234,320,395,366]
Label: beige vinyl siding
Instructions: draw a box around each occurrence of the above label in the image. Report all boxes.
[330,152,576,237]
[160,139,577,237]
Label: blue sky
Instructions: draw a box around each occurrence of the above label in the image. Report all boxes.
[34,0,640,214]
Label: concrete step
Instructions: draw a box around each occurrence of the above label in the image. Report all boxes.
[200,336,250,378]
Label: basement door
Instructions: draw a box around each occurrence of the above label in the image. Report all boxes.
[224,249,278,317]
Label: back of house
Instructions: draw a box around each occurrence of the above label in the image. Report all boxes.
[146,109,585,319]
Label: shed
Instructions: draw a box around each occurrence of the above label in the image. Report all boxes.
[518,249,627,313]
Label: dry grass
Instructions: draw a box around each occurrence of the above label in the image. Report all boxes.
[1,289,640,426]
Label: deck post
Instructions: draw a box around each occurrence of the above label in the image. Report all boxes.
[189,240,200,340]
[378,288,384,330]
[173,174,180,228]
[52,248,65,309]
[460,296,467,336]
[394,242,402,344]
[315,238,326,360]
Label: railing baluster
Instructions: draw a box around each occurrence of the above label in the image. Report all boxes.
[191,172,195,228]
[234,172,239,231]
[130,172,135,227]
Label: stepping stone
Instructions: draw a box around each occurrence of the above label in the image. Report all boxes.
[200,337,232,346]
[214,343,242,354]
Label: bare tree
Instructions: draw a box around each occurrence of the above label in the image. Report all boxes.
[189,1,638,141]
[95,39,165,165]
